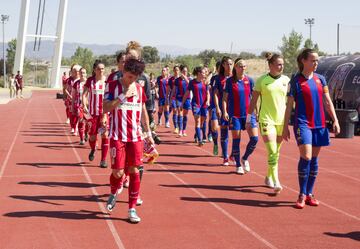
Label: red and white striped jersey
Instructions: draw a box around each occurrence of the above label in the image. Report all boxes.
[72,79,86,108]
[104,80,147,142]
[85,76,106,116]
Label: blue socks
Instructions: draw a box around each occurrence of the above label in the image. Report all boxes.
[232,138,241,166]
[173,114,178,129]
[195,127,202,142]
[183,116,188,130]
[164,111,170,124]
[307,157,318,195]
[242,136,258,160]
[298,157,311,195]
[220,128,228,159]
[202,121,207,140]
[178,116,183,131]
[212,130,218,145]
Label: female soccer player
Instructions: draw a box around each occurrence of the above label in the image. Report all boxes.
[222,58,258,174]
[82,60,109,168]
[157,67,170,127]
[246,53,290,194]
[104,58,154,223]
[172,65,191,137]
[168,65,181,134]
[182,66,210,146]
[214,57,233,165]
[283,48,340,208]
[72,67,87,145]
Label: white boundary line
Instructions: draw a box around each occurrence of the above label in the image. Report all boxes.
[0,98,32,181]
[52,103,125,249]
[156,162,278,249]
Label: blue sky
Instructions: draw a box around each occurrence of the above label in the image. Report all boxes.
[2,0,360,54]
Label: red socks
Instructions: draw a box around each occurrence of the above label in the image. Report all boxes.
[101,138,109,161]
[89,139,96,150]
[78,121,84,140]
[128,172,140,209]
[110,174,122,195]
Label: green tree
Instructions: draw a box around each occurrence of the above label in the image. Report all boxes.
[303,39,326,56]
[143,46,160,63]
[278,30,303,75]
[6,38,16,74]
[70,46,94,73]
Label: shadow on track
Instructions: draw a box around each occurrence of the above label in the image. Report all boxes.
[17,162,92,168]
[18,181,108,188]
[324,231,360,242]
[3,209,126,221]
[9,194,108,206]
[148,169,232,175]
[160,184,277,196]
[180,196,293,208]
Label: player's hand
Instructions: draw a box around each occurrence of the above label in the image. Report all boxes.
[223,112,229,121]
[282,126,291,141]
[145,133,155,145]
[333,120,340,135]
[216,108,222,119]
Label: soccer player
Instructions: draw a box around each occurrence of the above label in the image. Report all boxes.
[104,58,154,223]
[182,66,210,146]
[15,71,24,98]
[107,51,126,82]
[172,65,191,137]
[282,49,340,208]
[246,53,290,194]
[156,67,170,127]
[62,71,70,124]
[66,65,81,134]
[82,60,109,168]
[168,65,181,134]
[72,67,87,145]
[208,61,221,155]
[222,58,258,174]
[214,57,233,165]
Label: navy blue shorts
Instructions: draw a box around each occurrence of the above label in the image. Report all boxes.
[158,98,166,107]
[294,126,330,147]
[192,106,208,117]
[229,116,257,131]
[176,98,191,110]
[220,117,229,126]
[171,99,176,109]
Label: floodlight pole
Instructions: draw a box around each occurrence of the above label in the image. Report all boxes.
[304,18,315,43]
[1,14,9,88]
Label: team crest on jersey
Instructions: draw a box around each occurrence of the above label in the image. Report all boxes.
[315,79,321,84]
[138,80,145,87]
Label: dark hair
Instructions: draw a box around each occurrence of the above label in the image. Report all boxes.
[123,58,145,76]
[219,56,232,76]
[264,52,282,65]
[180,64,188,71]
[192,66,204,77]
[216,61,221,70]
[116,51,126,63]
[232,57,244,82]
[92,59,104,76]
[173,65,180,70]
[297,48,317,72]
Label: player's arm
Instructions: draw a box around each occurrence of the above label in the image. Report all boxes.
[214,87,221,118]
[141,103,155,145]
[222,92,229,121]
[82,86,89,113]
[282,96,294,141]
[206,86,210,107]
[246,91,260,127]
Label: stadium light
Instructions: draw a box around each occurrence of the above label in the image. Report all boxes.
[1,14,9,88]
[304,18,315,43]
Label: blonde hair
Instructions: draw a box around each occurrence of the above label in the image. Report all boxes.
[126,41,142,59]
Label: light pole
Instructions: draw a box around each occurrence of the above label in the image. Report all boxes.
[1,14,9,88]
[304,18,315,43]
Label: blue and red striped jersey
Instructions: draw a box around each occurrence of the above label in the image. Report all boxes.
[188,79,208,108]
[225,76,254,118]
[174,77,190,100]
[215,75,230,111]
[168,76,178,100]
[157,76,168,99]
[288,73,328,128]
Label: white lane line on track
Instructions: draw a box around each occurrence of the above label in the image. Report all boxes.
[52,103,125,249]
[156,162,279,249]
[183,136,360,222]
[0,98,32,181]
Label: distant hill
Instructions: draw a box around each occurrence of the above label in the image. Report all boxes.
[1,41,264,60]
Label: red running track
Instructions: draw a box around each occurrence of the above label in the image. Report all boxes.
[0,90,359,249]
